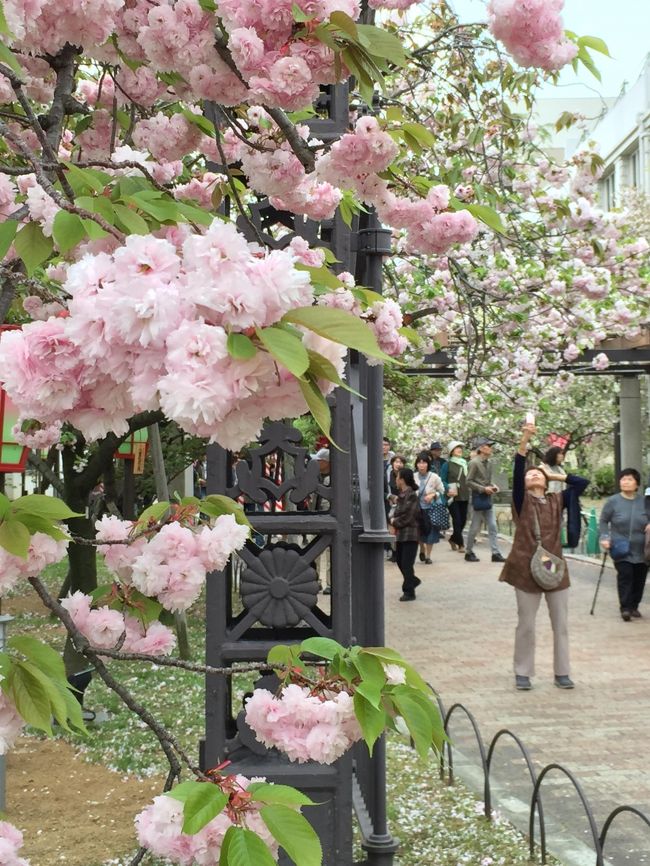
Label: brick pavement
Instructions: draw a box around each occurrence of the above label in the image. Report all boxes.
[384,538,650,864]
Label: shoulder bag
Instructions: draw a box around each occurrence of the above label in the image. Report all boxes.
[530,509,565,591]
[472,491,492,511]
[610,498,636,562]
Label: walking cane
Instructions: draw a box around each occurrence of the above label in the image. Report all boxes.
[590,551,608,615]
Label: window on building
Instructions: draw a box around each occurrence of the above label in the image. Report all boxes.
[602,171,616,209]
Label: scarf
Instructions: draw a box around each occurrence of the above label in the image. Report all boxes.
[449,455,468,474]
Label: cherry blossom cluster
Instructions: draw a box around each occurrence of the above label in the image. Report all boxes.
[95,513,250,613]
[245,684,362,764]
[487,0,577,71]
[0,694,25,757]
[0,820,30,866]
[0,533,68,596]
[0,221,347,450]
[61,591,176,655]
[316,118,479,255]
[135,775,278,865]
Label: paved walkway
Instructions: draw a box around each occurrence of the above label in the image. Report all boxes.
[384,537,650,864]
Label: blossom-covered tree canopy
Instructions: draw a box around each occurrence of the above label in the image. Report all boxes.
[0,0,642,452]
[0,1,647,863]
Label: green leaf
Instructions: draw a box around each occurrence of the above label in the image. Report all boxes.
[0,493,10,521]
[52,210,86,254]
[136,502,170,525]
[295,263,344,290]
[256,326,309,378]
[247,783,316,807]
[165,780,203,803]
[57,684,87,734]
[401,122,435,148]
[227,332,257,361]
[201,495,252,529]
[7,660,54,733]
[0,518,30,558]
[330,10,358,40]
[12,494,82,521]
[81,218,109,240]
[11,512,69,541]
[390,687,435,759]
[62,162,111,195]
[198,0,216,10]
[112,203,149,235]
[353,692,386,753]
[0,219,17,259]
[292,2,315,22]
[356,23,408,67]
[174,202,215,226]
[460,202,507,236]
[123,588,163,626]
[13,222,53,276]
[260,805,322,866]
[355,679,382,709]
[266,644,302,673]
[298,377,332,440]
[181,783,228,835]
[300,636,343,661]
[354,651,387,688]
[180,108,216,138]
[8,636,65,681]
[0,652,10,682]
[577,44,601,81]
[0,2,11,34]
[283,306,391,361]
[578,35,610,56]
[224,826,277,866]
[0,39,22,75]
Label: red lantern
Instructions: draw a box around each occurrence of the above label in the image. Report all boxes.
[0,325,29,473]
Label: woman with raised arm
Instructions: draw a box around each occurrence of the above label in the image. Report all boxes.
[499,424,589,691]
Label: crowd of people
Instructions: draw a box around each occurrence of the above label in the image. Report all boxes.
[383,428,650,691]
[383,435,510,602]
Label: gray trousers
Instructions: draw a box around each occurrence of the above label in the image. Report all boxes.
[465,506,501,556]
[514,588,570,677]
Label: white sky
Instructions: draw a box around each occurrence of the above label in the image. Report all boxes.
[449,0,650,99]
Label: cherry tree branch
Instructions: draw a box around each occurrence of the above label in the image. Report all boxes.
[0,117,124,240]
[212,37,316,172]
[0,62,76,201]
[28,574,205,781]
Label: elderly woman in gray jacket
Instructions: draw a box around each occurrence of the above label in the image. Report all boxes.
[390,468,422,603]
[599,468,650,621]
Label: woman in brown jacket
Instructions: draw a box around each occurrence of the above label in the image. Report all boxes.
[500,424,589,691]
[389,467,422,602]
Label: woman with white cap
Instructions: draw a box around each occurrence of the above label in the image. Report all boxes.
[441,441,470,552]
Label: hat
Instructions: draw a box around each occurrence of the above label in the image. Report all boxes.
[429,441,443,451]
[447,440,464,454]
[474,437,495,449]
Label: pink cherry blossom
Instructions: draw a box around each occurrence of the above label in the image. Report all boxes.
[0,697,25,756]
[487,0,578,71]
[245,684,362,764]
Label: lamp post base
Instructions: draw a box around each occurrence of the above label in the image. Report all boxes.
[359,833,400,866]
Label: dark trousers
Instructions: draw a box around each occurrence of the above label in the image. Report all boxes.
[396,540,419,595]
[615,560,648,612]
[449,499,469,547]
